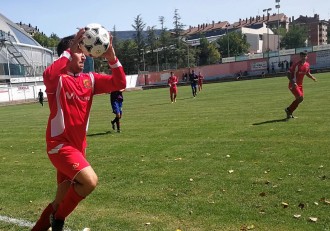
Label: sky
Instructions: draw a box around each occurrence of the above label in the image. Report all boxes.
[1,0,330,38]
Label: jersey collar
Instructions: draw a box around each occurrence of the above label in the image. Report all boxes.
[67,71,81,77]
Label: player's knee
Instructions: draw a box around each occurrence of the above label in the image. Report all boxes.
[88,173,98,189]
[78,168,98,194]
[298,96,304,103]
[84,175,98,195]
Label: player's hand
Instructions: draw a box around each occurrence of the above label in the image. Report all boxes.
[70,28,85,54]
[313,78,317,82]
[290,83,297,90]
[102,33,116,63]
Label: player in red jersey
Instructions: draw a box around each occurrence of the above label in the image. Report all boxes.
[285,52,316,119]
[197,71,204,92]
[168,72,178,103]
[31,28,126,231]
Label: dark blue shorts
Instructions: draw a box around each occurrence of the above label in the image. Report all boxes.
[112,101,122,115]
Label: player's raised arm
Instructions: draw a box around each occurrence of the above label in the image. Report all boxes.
[102,34,116,63]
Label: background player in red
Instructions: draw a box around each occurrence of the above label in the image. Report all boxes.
[197,71,204,92]
[168,71,178,103]
[31,28,126,231]
[285,51,317,119]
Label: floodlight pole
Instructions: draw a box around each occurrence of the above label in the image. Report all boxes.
[181,38,190,67]
[263,7,272,73]
[226,27,230,57]
[141,49,145,72]
[156,37,160,72]
[276,0,281,64]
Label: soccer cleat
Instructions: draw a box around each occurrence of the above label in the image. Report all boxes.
[111,121,115,130]
[117,130,121,133]
[50,214,64,231]
[285,108,294,119]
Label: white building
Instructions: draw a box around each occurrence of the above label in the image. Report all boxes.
[185,22,279,55]
[238,23,279,54]
[0,13,53,84]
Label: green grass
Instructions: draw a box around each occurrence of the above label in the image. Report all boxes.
[0,74,329,231]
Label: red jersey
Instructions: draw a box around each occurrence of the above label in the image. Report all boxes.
[288,61,310,87]
[198,74,204,83]
[43,50,126,152]
[168,75,178,88]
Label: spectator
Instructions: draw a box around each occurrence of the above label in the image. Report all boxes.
[38,89,44,106]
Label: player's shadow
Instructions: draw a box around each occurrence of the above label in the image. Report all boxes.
[149,97,191,106]
[87,130,112,137]
[252,118,288,125]
[177,97,192,101]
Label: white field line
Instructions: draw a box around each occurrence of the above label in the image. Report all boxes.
[0,215,72,231]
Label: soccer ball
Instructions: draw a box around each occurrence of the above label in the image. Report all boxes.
[80,23,110,57]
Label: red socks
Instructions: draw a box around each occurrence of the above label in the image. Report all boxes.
[31,203,54,231]
[289,99,300,113]
[54,185,85,221]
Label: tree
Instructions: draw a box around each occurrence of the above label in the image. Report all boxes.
[112,25,118,49]
[172,9,185,41]
[198,37,221,65]
[158,16,173,70]
[280,25,308,49]
[116,39,138,75]
[172,9,186,68]
[216,31,250,57]
[33,32,60,49]
[132,14,146,71]
[145,26,159,71]
[32,32,49,47]
[48,33,60,47]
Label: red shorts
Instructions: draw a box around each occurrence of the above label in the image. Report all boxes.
[47,143,90,184]
[170,87,177,94]
[289,85,304,98]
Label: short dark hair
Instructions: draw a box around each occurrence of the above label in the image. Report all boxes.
[57,35,74,56]
[300,51,307,56]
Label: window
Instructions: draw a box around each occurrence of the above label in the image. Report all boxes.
[7,24,40,46]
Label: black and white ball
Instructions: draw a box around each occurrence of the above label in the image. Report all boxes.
[80,23,110,57]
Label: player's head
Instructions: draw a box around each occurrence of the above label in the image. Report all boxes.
[299,51,308,62]
[57,34,86,73]
[57,35,75,56]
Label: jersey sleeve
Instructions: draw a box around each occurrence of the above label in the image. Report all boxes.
[288,62,297,75]
[43,50,71,92]
[92,58,126,94]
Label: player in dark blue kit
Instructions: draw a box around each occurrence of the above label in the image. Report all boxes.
[189,70,198,97]
[110,90,124,133]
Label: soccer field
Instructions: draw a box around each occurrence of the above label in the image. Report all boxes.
[0,74,329,231]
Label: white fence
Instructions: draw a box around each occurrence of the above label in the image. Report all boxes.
[0,74,139,104]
